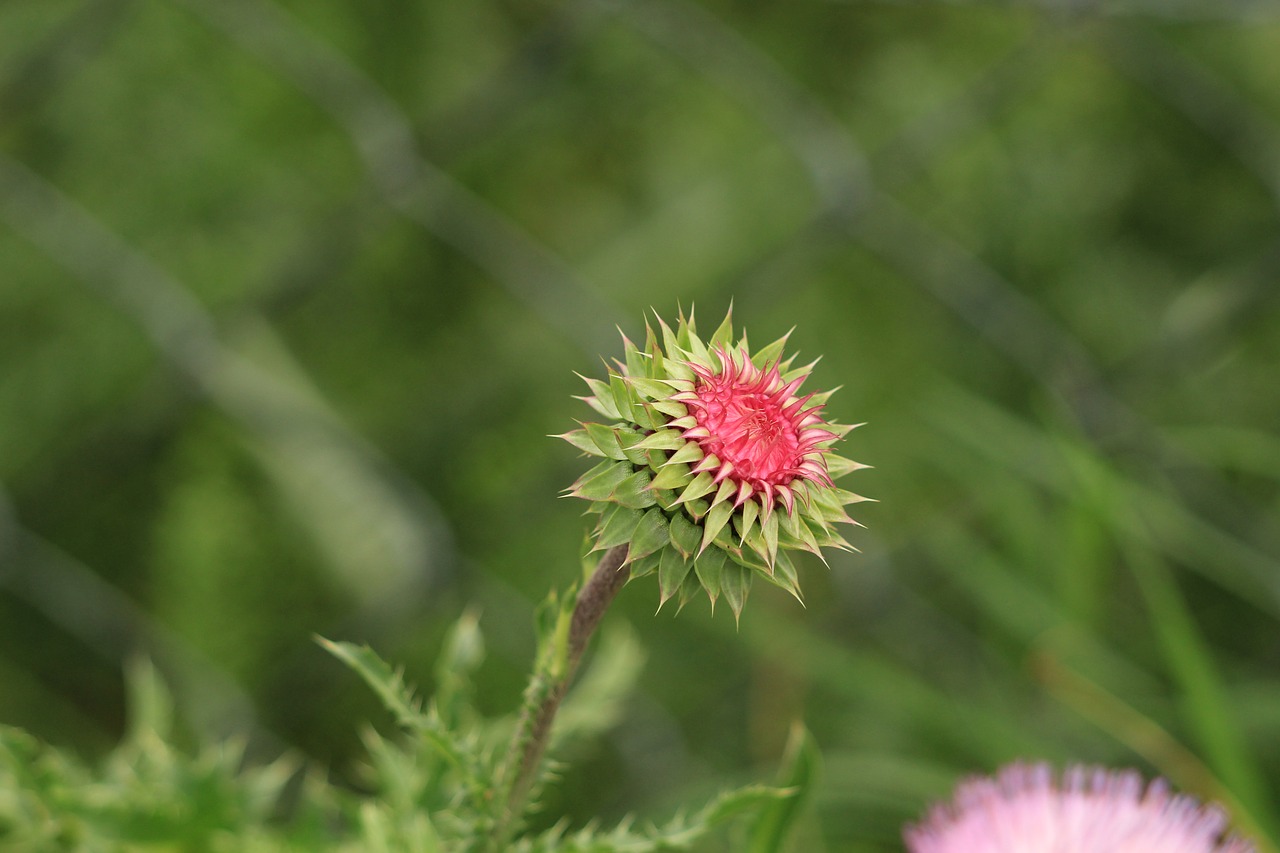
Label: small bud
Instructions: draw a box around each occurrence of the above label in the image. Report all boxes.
[559,307,868,621]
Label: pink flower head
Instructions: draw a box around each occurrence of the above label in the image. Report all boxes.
[559,307,867,620]
[674,347,836,520]
[905,763,1256,853]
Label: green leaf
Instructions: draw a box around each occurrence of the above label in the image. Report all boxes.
[609,373,634,422]
[578,375,621,418]
[695,784,794,835]
[628,550,661,579]
[736,498,760,545]
[318,638,426,730]
[700,501,734,555]
[651,399,688,418]
[669,511,701,557]
[628,377,673,400]
[747,724,819,853]
[659,314,681,358]
[675,471,717,506]
[721,562,753,624]
[628,508,671,561]
[650,461,692,491]
[658,547,694,606]
[432,610,485,727]
[667,441,704,466]
[595,505,644,551]
[822,453,863,479]
[572,460,633,501]
[662,358,696,382]
[762,510,780,565]
[684,327,710,365]
[585,423,628,461]
[709,307,735,349]
[612,469,658,509]
[123,657,174,746]
[751,330,792,369]
[645,320,665,375]
[760,551,802,603]
[635,429,686,451]
[695,547,727,605]
[556,428,603,457]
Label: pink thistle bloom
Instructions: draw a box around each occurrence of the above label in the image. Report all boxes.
[905,763,1256,853]
[558,307,868,620]
[674,347,837,521]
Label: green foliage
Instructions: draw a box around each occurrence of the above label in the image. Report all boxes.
[0,619,801,852]
[0,661,301,852]
[4,1,1280,850]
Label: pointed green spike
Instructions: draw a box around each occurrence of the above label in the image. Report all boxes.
[585,423,628,460]
[650,399,688,418]
[675,308,693,348]
[631,400,659,432]
[571,460,632,501]
[594,505,644,551]
[628,508,671,561]
[700,501,734,555]
[825,454,868,479]
[675,570,703,614]
[751,327,793,369]
[684,326,710,365]
[694,547,727,607]
[645,320,665,379]
[625,377,667,400]
[772,551,803,603]
[674,471,716,506]
[650,461,692,491]
[685,496,711,520]
[669,511,700,557]
[721,563,752,625]
[710,478,736,508]
[738,499,759,544]
[662,358,695,382]
[742,524,771,568]
[578,375,621,419]
[556,428,603,456]
[608,373,634,421]
[612,469,658,509]
[667,442,704,466]
[658,313,681,357]
[658,547,694,607]
[762,510,780,566]
[628,550,661,580]
[635,429,686,451]
[709,306,735,349]
[624,335,647,377]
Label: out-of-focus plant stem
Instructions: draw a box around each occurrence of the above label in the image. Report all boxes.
[488,544,631,851]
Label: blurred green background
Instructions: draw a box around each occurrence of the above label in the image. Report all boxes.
[3,0,1280,849]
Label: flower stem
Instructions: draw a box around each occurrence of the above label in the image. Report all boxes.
[489,544,631,850]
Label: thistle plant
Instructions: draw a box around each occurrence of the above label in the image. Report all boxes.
[488,306,865,850]
[558,307,868,621]
[0,306,849,853]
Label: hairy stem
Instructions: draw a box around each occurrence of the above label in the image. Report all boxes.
[489,544,631,849]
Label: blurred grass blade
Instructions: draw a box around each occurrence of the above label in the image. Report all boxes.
[747,722,819,853]
[1036,649,1279,853]
[123,657,173,746]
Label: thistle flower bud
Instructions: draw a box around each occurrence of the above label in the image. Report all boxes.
[557,307,868,621]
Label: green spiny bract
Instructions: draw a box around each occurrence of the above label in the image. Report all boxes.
[558,307,868,621]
